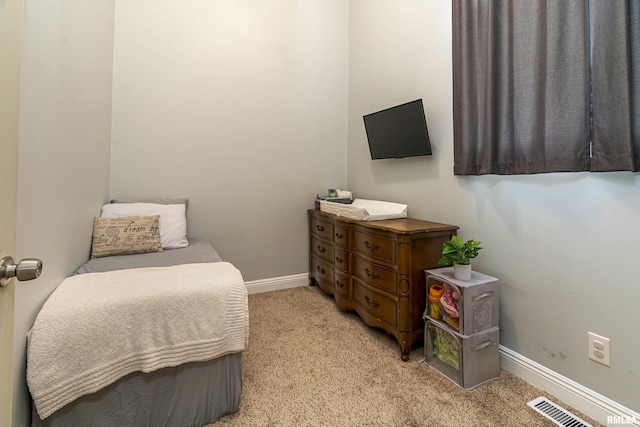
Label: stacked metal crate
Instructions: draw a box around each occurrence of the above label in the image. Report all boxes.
[423,267,500,389]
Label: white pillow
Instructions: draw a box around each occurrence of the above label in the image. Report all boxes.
[100,203,188,249]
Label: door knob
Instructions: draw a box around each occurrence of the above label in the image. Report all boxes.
[0,256,43,287]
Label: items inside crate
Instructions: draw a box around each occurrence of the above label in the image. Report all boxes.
[428,322,460,370]
[428,280,461,330]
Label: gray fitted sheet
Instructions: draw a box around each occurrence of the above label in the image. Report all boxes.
[32,238,242,427]
[74,237,223,275]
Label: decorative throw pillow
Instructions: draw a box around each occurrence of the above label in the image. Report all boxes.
[100,203,189,249]
[91,215,163,258]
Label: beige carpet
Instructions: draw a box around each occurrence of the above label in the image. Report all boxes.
[213,286,602,426]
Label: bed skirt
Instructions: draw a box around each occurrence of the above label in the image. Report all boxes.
[32,352,242,427]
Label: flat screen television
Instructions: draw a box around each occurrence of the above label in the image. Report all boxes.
[363,99,432,160]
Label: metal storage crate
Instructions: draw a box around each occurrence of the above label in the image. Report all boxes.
[424,319,499,389]
[425,267,499,336]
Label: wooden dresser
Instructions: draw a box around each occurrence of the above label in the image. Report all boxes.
[308,209,458,360]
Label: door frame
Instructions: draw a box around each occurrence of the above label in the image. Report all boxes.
[0,0,24,425]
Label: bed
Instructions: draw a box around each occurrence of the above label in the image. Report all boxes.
[27,200,248,427]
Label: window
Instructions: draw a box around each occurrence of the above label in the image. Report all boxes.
[452,0,640,175]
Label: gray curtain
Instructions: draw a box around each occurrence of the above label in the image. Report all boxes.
[590,0,640,172]
[452,1,592,175]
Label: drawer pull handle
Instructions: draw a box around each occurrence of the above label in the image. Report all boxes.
[472,291,494,301]
[336,280,344,288]
[336,257,344,263]
[317,245,326,253]
[471,340,495,352]
[316,224,325,232]
[365,295,380,308]
[364,268,380,279]
[317,266,325,274]
[364,241,379,250]
[336,232,344,239]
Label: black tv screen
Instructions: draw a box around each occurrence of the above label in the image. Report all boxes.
[363,99,432,160]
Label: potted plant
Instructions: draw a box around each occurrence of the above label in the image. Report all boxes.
[438,236,482,280]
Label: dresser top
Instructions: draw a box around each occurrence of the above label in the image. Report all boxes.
[309,209,458,234]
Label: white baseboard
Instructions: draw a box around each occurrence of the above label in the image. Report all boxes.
[500,345,640,426]
[244,273,309,295]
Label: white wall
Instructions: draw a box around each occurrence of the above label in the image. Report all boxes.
[348,0,640,412]
[14,1,114,425]
[110,0,349,281]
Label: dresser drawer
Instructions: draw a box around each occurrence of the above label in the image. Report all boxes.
[311,235,334,264]
[334,272,349,299]
[352,254,397,294]
[310,255,333,293]
[334,247,349,273]
[352,230,395,264]
[334,224,349,246]
[353,280,397,327]
[310,215,334,241]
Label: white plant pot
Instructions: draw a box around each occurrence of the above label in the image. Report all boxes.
[453,263,472,280]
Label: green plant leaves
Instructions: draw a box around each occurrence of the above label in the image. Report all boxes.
[437,236,482,266]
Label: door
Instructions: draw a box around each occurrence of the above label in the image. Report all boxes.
[0,0,24,425]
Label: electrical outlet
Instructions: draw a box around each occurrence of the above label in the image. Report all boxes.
[588,332,610,366]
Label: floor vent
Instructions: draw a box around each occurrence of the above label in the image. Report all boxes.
[527,396,593,427]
